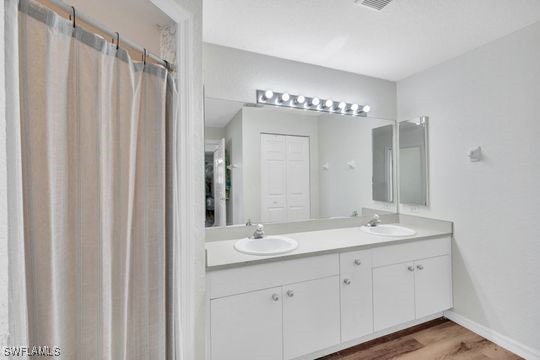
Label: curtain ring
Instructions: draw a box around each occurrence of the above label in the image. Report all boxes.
[163,59,169,71]
[70,6,76,28]
[114,32,120,50]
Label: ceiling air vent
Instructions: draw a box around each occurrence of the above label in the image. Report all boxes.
[354,0,393,11]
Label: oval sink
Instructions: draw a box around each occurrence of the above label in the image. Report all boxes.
[361,224,416,237]
[234,236,298,256]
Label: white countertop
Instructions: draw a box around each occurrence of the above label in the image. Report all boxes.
[205,222,452,271]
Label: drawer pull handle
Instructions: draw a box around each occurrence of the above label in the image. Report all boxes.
[271,293,280,302]
[407,265,415,272]
[416,264,424,270]
[343,278,351,285]
[354,259,362,266]
[286,290,294,298]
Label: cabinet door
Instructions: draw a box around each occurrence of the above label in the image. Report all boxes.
[373,262,415,331]
[211,287,283,360]
[340,251,373,342]
[261,134,287,223]
[285,136,310,221]
[415,255,452,318]
[283,276,340,359]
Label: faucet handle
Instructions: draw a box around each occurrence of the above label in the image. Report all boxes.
[373,213,380,220]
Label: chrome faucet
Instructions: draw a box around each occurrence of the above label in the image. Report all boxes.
[366,214,381,227]
[252,224,265,239]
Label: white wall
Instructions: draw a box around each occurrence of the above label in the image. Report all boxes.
[398,21,540,353]
[241,106,320,223]
[204,126,225,140]
[203,43,397,121]
[318,115,395,218]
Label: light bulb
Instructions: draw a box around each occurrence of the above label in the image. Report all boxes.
[362,105,371,113]
[325,99,334,109]
[295,95,306,105]
[338,102,346,111]
[311,97,320,106]
[280,93,290,102]
[263,90,274,101]
[350,104,359,112]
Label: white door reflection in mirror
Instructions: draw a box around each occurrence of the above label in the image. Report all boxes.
[214,138,227,227]
[261,134,310,223]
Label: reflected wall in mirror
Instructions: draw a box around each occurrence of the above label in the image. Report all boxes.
[399,116,429,206]
[204,97,397,227]
[372,125,394,202]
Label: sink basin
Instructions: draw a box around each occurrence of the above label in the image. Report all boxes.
[361,224,416,237]
[234,236,298,256]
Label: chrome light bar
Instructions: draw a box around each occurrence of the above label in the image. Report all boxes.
[256,89,370,117]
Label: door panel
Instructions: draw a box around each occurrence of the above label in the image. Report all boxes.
[286,136,310,221]
[261,134,287,223]
[340,251,373,342]
[373,262,415,331]
[283,276,340,359]
[211,287,283,360]
[415,255,452,318]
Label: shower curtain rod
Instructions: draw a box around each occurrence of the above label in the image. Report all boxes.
[44,0,175,71]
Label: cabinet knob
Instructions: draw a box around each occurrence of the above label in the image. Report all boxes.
[343,278,351,285]
[271,293,279,302]
[354,259,362,266]
[416,264,424,270]
[407,265,415,272]
[286,290,294,298]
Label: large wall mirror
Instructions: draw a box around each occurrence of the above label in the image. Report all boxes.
[204,97,397,227]
[399,116,429,206]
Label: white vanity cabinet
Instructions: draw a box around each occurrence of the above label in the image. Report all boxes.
[373,262,416,330]
[207,254,340,360]
[210,287,283,360]
[372,237,452,332]
[340,250,373,342]
[414,255,452,318]
[207,236,452,360]
[283,276,340,359]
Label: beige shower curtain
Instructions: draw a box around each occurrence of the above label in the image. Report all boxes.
[5,0,178,359]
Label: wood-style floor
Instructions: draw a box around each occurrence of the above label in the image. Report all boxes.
[319,318,522,360]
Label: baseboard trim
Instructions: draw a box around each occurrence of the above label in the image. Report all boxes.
[444,310,540,360]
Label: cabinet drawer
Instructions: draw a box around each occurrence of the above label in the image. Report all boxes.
[340,249,372,274]
[372,236,450,268]
[209,253,339,299]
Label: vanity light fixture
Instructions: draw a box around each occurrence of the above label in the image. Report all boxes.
[255,89,370,117]
[324,99,334,110]
[261,89,274,102]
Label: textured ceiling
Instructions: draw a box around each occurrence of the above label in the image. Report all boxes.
[203,0,540,81]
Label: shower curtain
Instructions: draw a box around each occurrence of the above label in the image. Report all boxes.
[5,0,178,359]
